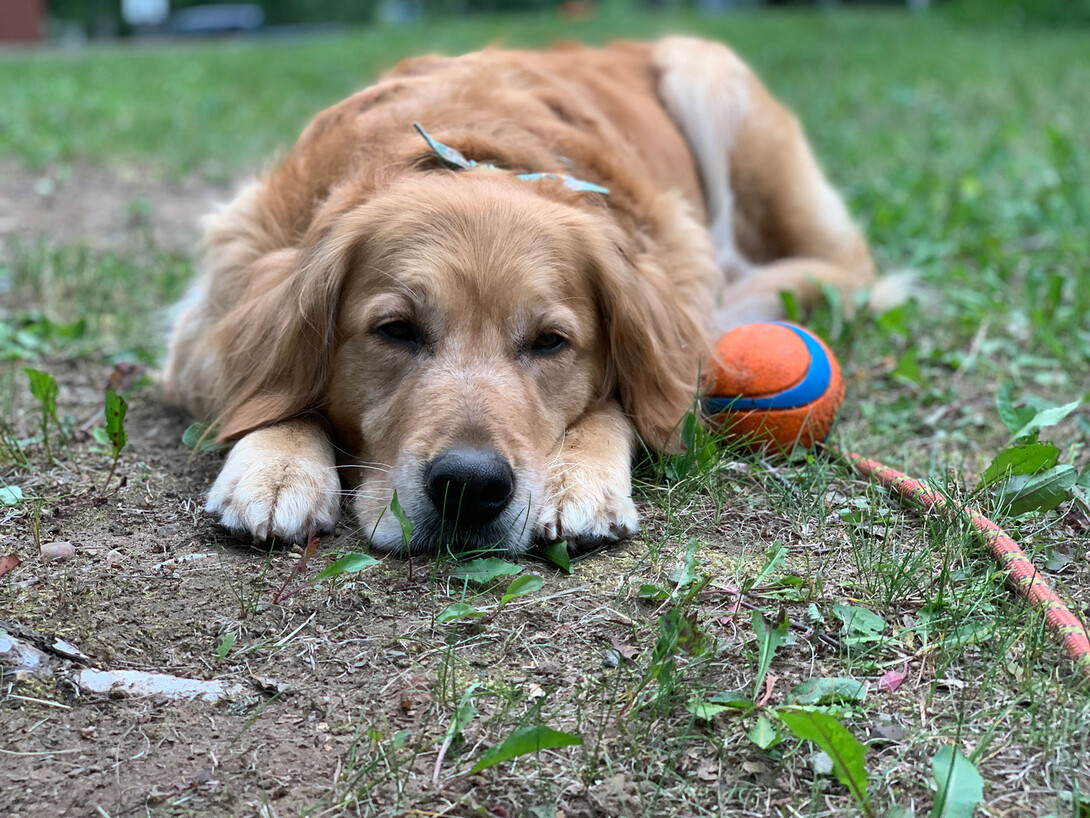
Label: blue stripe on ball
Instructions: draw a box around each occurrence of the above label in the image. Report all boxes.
[702,322,832,414]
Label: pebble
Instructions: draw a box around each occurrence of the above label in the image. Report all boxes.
[106,549,124,567]
[41,542,76,562]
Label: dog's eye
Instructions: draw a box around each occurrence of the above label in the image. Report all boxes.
[376,320,422,348]
[530,332,568,355]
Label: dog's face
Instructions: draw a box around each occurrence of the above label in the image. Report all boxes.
[325,174,613,554]
[213,172,709,555]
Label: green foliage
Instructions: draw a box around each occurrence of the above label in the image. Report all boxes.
[747,715,781,750]
[930,746,984,818]
[25,368,61,457]
[751,609,789,701]
[1,314,87,361]
[390,490,413,550]
[831,603,887,651]
[469,724,582,774]
[215,633,236,661]
[981,442,1059,487]
[776,709,870,813]
[182,422,223,453]
[436,602,486,624]
[438,568,544,624]
[500,574,543,605]
[437,682,480,761]
[786,677,868,706]
[685,690,751,721]
[532,540,572,573]
[315,552,381,582]
[101,389,127,488]
[986,386,1084,517]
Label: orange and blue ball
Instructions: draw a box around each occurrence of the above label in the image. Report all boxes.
[703,321,844,451]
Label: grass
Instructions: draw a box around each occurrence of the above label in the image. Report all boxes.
[2,4,1089,817]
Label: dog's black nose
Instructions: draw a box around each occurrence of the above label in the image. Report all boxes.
[425,447,515,528]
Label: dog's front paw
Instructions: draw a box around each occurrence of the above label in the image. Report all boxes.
[206,423,340,544]
[537,463,640,551]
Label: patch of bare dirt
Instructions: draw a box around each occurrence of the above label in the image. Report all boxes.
[0,159,233,253]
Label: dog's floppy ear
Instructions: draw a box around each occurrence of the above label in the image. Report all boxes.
[589,229,711,452]
[214,235,355,442]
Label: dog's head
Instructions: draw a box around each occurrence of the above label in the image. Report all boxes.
[214,172,707,554]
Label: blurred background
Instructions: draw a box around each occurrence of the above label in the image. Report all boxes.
[2,0,1089,44]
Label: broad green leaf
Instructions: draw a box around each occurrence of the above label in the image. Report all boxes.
[316,552,380,580]
[104,390,128,457]
[0,486,23,506]
[686,698,734,721]
[1008,399,1080,442]
[501,574,544,605]
[450,557,523,584]
[777,709,868,808]
[747,715,781,749]
[998,465,1077,516]
[707,690,754,708]
[215,633,236,659]
[436,603,485,624]
[930,746,983,818]
[534,541,572,574]
[981,442,1059,486]
[182,422,223,453]
[751,609,789,699]
[688,691,753,720]
[470,724,582,773]
[638,583,670,601]
[25,368,58,412]
[788,677,869,706]
[390,491,413,549]
[832,603,887,637]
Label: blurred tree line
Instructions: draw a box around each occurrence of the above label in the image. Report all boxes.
[45,0,1090,33]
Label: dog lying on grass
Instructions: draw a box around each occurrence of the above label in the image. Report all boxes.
[163,36,878,555]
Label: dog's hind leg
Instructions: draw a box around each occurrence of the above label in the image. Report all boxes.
[653,36,877,329]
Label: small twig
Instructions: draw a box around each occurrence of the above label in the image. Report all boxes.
[272,528,320,604]
[6,694,71,710]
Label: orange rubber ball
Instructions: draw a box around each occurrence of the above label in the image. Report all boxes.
[703,321,844,451]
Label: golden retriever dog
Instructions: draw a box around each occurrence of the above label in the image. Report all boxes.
[163,36,877,555]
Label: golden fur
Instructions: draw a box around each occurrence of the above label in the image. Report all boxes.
[163,36,876,554]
